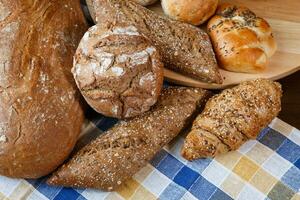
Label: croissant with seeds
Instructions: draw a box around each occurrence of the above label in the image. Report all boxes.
[181,79,282,160]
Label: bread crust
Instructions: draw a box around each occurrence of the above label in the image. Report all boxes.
[47,87,211,190]
[0,0,87,178]
[182,79,282,160]
[207,4,277,73]
[73,23,164,119]
[87,0,222,83]
[162,0,218,25]
[132,0,158,6]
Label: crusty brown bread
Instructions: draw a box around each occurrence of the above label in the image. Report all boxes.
[47,87,211,190]
[73,23,164,119]
[162,0,218,25]
[207,4,277,73]
[132,0,158,6]
[0,0,87,178]
[87,0,222,83]
[182,79,282,160]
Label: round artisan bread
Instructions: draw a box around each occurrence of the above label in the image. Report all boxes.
[207,4,277,73]
[161,0,219,25]
[73,23,164,119]
[0,0,87,178]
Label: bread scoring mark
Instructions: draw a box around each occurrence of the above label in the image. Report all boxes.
[0,121,8,143]
[0,21,19,80]
[12,123,22,145]
[111,66,124,76]
[116,47,155,67]
[111,26,139,36]
[116,47,151,66]
[129,50,149,66]
[73,63,96,89]
[94,52,115,75]
[87,24,140,42]
[0,135,7,143]
[139,72,154,86]
[60,91,75,104]
[0,1,11,22]
[111,105,119,115]
[39,72,49,94]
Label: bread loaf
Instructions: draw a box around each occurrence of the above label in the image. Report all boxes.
[162,0,218,25]
[182,79,282,160]
[207,4,277,73]
[87,0,222,83]
[47,87,211,190]
[73,23,164,118]
[0,0,87,178]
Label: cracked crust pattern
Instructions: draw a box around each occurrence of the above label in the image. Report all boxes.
[0,0,87,178]
[73,23,164,119]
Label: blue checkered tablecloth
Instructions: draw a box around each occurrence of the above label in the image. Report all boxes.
[0,106,300,200]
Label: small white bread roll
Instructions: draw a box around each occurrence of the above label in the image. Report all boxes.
[132,0,158,6]
[207,4,277,73]
[162,0,218,25]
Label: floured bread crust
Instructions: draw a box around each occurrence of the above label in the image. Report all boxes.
[73,23,164,118]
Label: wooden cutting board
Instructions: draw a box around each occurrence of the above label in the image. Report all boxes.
[149,0,300,89]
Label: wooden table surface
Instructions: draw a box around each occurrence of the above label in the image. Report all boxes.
[278,71,300,129]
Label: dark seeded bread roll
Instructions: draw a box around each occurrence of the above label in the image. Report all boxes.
[73,23,163,118]
[182,79,282,160]
[86,0,222,83]
[47,87,211,190]
[0,0,87,178]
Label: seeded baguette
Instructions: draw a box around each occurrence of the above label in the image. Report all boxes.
[182,79,282,160]
[47,87,211,190]
[86,0,222,83]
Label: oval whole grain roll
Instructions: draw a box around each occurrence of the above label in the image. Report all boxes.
[73,23,164,119]
[47,87,211,190]
[181,79,282,160]
[0,0,87,178]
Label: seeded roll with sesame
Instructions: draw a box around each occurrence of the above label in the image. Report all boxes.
[207,4,277,73]
[182,79,282,160]
[47,87,211,190]
[73,23,163,119]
